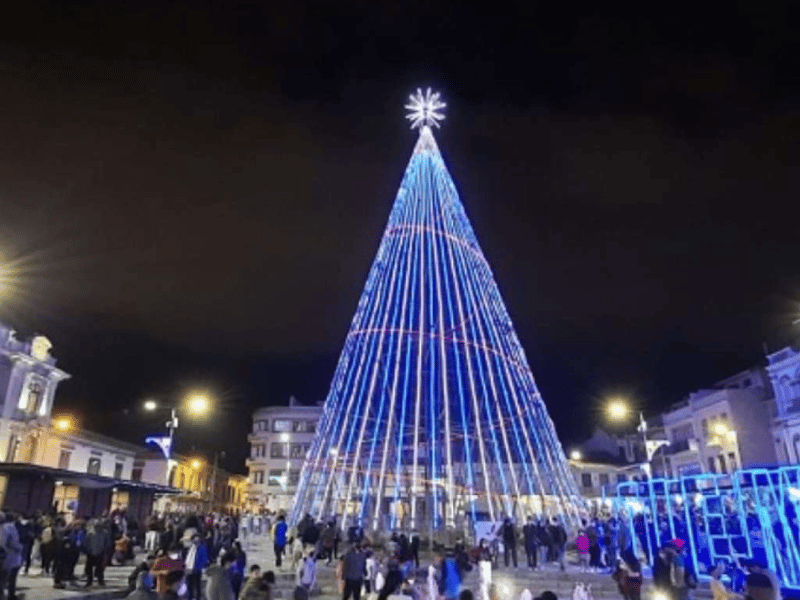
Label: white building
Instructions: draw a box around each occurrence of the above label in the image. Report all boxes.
[765,345,800,463]
[655,368,776,477]
[247,397,323,513]
[0,323,248,519]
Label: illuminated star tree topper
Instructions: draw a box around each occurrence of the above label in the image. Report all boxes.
[405,87,446,129]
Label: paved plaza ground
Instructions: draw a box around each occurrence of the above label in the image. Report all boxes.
[14,534,711,600]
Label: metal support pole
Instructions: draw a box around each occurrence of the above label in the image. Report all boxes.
[165,408,177,485]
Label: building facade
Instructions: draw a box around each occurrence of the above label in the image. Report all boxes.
[0,323,247,518]
[766,346,800,464]
[653,368,775,477]
[247,398,323,513]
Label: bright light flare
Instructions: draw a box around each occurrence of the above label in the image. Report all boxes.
[54,417,72,431]
[143,400,158,411]
[191,459,202,469]
[186,394,210,417]
[713,422,729,436]
[405,88,446,130]
[570,449,583,461]
[606,398,631,422]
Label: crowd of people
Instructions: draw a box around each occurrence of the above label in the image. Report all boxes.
[0,504,789,600]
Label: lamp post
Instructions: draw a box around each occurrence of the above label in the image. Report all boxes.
[606,398,655,478]
[144,393,211,485]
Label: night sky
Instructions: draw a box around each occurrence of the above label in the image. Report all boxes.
[1,3,799,471]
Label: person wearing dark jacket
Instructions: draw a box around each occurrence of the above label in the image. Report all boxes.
[340,545,366,600]
[502,518,518,568]
[410,532,420,568]
[522,517,538,569]
[83,519,110,587]
[377,560,404,600]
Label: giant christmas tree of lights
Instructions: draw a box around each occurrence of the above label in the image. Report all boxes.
[290,90,582,533]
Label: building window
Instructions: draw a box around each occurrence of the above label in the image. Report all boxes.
[268,469,283,486]
[581,473,592,488]
[272,419,293,433]
[719,454,727,473]
[114,462,124,479]
[270,443,289,458]
[18,375,46,414]
[131,467,143,482]
[87,458,101,475]
[672,423,694,442]
[290,443,305,458]
[58,449,71,470]
[599,473,610,486]
[288,470,301,486]
[708,457,716,473]
[293,420,316,433]
[728,452,737,471]
[251,470,264,485]
[701,419,708,436]
[179,472,186,488]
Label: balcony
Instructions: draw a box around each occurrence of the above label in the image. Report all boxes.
[663,439,697,455]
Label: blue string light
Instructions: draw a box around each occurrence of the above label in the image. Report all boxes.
[291,110,581,532]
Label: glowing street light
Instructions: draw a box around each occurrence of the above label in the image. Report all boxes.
[713,422,729,436]
[54,416,73,431]
[186,394,211,417]
[191,459,202,470]
[606,399,631,422]
[143,400,158,411]
[570,449,583,461]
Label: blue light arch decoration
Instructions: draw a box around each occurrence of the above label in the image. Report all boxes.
[290,98,582,533]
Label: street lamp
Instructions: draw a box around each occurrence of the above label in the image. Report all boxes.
[143,393,212,484]
[570,449,583,461]
[606,399,631,422]
[606,398,654,477]
[53,416,73,431]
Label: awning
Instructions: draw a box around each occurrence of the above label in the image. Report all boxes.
[0,462,180,494]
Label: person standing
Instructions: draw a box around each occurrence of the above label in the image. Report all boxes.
[83,519,110,587]
[320,523,336,565]
[410,531,420,569]
[231,541,247,598]
[0,512,23,600]
[298,549,317,592]
[15,515,34,576]
[550,517,567,571]
[615,549,643,600]
[206,552,236,600]
[239,565,265,600]
[522,517,538,569]
[477,540,493,600]
[340,544,366,600]
[502,517,517,568]
[439,551,463,600]
[428,556,441,600]
[40,517,57,575]
[377,558,404,600]
[273,516,288,568]
[185,534,209,600]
